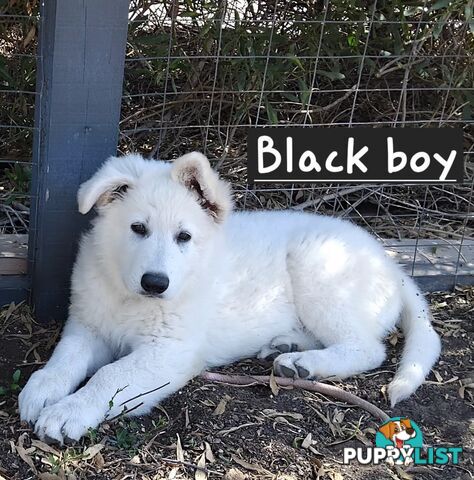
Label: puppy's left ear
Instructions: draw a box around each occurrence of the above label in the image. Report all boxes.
[77,154,147,214]
[171,152,232,223]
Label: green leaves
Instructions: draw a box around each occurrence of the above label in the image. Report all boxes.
[0,369,22,397]
[430,0,452,11]
[12,369,21,386]
[347,34,358,48]
[265,99,278,125]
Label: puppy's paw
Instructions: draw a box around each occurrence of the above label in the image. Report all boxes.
[257,336,301,361]
[34,395,101,444]
[19,369,71,425]
[273,352,314,379]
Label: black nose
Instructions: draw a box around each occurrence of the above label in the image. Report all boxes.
[406,427,415,435]
[141,272,169,295]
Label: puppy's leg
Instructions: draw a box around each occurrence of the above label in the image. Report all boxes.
[19,320,112,425]
[33,340,203,444]
[273,339,386,379]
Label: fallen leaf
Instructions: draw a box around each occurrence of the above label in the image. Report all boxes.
[213,395,231,416]
[31,439,60,457]
[333,409,345,424]
[16,433,37,474]
[315,465,325,479]
[301,433,312,449]
[262,409,303,421]
[4,302,16,321]
[176,434,184,462]
[269,371,280,396]
[168,467,178,479]
[82,444,104,460]
[224,468,246,480]
[204,442,215,463]
[219,422,259,436]
[93,452,105,469]
[23,25,36,48]
[195,452,207,480]
[231,455,271,475]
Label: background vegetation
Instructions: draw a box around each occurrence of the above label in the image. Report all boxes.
[1,0,473,239]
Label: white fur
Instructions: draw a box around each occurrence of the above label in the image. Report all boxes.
[19,152,441,443]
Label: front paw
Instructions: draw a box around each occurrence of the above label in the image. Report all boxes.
[19,369,71,425]
[273,352,313,379]
[34,395,102,444]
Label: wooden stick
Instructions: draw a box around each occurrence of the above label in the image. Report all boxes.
[201,371,390,422]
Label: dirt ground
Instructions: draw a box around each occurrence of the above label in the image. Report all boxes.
[0,288,472,480]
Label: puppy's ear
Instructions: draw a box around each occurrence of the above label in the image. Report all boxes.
[77,154,147,214]
[401,418,412,430]
[378,422,394,440]
[171,152,232,223]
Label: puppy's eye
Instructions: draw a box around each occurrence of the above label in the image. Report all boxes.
[176,231,191,243]
[131,223,147,236]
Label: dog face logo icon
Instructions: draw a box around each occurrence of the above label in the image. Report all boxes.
[376,417,423,465]
[378,418,418,449]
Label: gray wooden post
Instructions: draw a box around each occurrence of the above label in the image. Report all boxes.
[29,0,130,322]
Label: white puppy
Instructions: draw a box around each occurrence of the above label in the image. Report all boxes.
[19,152,441,443]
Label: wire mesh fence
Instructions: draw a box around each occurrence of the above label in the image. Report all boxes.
[0,4,38,236]
[119,0,474,282]
[0,0,473,288]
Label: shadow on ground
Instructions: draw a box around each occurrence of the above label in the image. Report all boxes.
[0,288,472,479]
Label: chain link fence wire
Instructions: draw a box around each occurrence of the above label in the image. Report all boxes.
[0,1,38,235]
[120,0,473,281]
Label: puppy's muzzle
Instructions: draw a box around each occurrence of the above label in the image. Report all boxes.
[141,272,169,295]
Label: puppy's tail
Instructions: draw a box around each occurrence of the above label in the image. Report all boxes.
[388,274,441,407]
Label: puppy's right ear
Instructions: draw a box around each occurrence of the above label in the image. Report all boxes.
[77,154,147,214]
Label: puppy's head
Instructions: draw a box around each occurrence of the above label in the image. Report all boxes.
[78,152,232,300]
[378,418,416,445]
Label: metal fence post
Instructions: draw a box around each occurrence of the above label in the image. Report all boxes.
[29,0,130,322]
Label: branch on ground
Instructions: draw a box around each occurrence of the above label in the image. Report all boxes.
[201,371,390,422]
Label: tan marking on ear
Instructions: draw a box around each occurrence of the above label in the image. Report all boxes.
[171,152,232,223]
[185,176,223,221]
[96,184,129,208]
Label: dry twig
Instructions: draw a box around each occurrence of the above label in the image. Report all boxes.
[201,371,390,422]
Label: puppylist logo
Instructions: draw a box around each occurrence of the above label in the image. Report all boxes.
[343,417,463,466]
